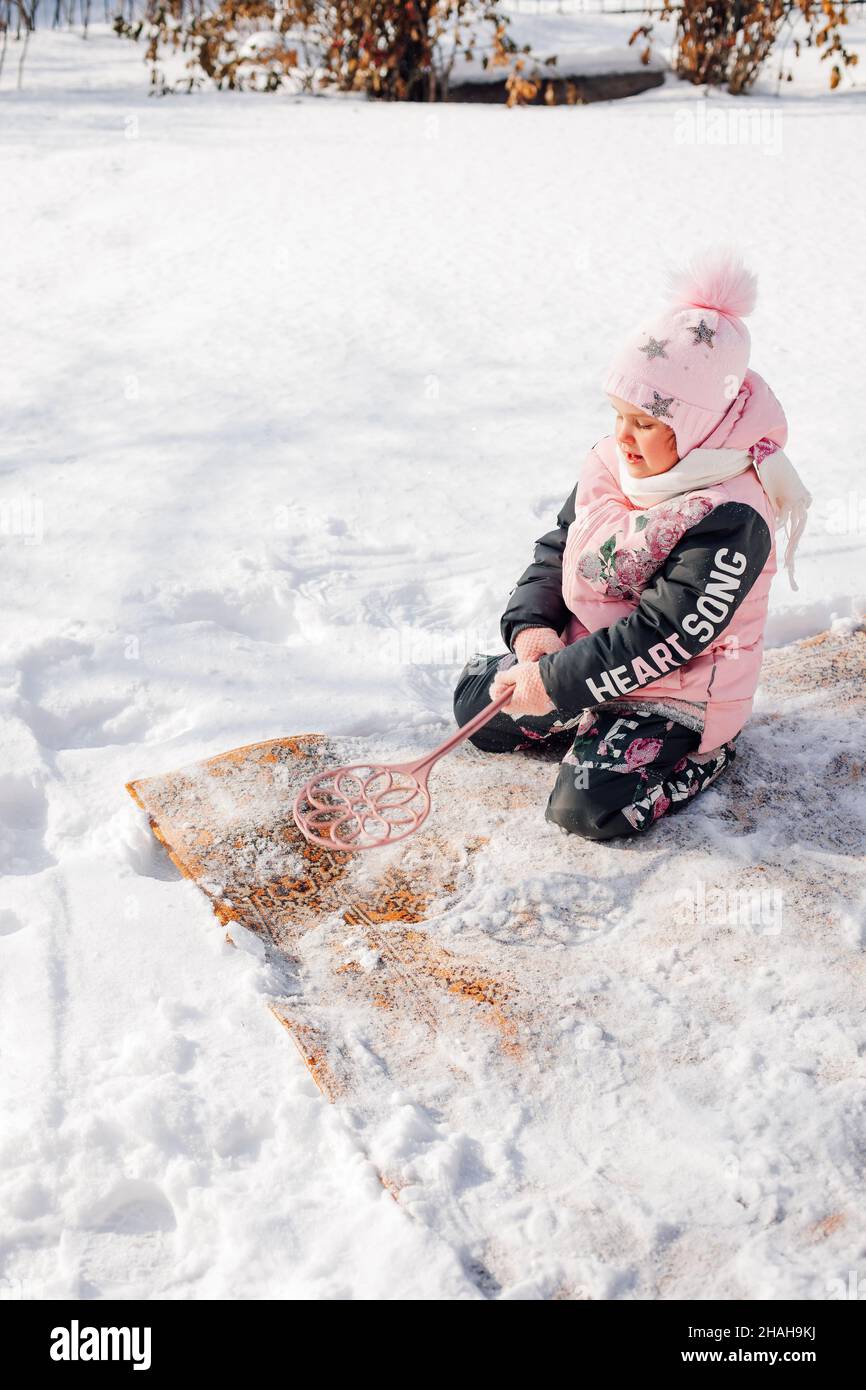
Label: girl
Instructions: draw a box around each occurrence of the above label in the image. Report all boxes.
[452,248,812,841]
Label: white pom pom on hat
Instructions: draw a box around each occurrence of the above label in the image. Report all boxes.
[601,245,772,458]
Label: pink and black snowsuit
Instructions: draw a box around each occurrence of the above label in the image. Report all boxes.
[502,433,777,755]
[451,431,778,839]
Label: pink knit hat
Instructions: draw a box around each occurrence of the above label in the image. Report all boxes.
[602,248,783,459]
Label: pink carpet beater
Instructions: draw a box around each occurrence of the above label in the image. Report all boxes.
[293,690,513,851]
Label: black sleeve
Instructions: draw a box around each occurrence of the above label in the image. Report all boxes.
[499,484,578,653]
[537,501,773,714]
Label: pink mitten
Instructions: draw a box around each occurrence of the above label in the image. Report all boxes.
[490,660,556,719]
[513,626,565,663]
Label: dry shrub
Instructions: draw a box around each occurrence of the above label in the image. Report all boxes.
[114,0,552,100]
[658,0,859,95]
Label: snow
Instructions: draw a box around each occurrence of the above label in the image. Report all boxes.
[1,15,865,1300]
[447,5,674,83]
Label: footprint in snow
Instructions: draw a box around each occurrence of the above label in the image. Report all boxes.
[167,586,299,644]
[71,1180,178,1299]
[0,776,56,876]
[0,909,26,936]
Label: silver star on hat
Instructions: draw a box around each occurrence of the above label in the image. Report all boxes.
[639,336,670,360]
[643,391,675,419]
[688,318,716,348]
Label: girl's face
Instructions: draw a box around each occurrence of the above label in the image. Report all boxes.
[608,394,679,477]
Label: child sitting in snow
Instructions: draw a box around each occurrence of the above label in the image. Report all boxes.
[452,248,812,841]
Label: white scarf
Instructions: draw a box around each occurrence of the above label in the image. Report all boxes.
[616,443,812,592]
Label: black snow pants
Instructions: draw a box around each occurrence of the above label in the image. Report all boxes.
[452,651,738,842]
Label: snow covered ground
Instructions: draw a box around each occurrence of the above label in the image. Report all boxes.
[1,16,865,1300]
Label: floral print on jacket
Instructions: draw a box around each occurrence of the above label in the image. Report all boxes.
[575,495,715,600]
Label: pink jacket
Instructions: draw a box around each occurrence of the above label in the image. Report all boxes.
[551,435,778,753]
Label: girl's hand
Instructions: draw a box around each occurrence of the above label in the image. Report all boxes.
[490,661,556,720]
[513,627,566,663]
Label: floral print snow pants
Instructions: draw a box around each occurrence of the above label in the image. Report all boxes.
[452,651,738,842]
